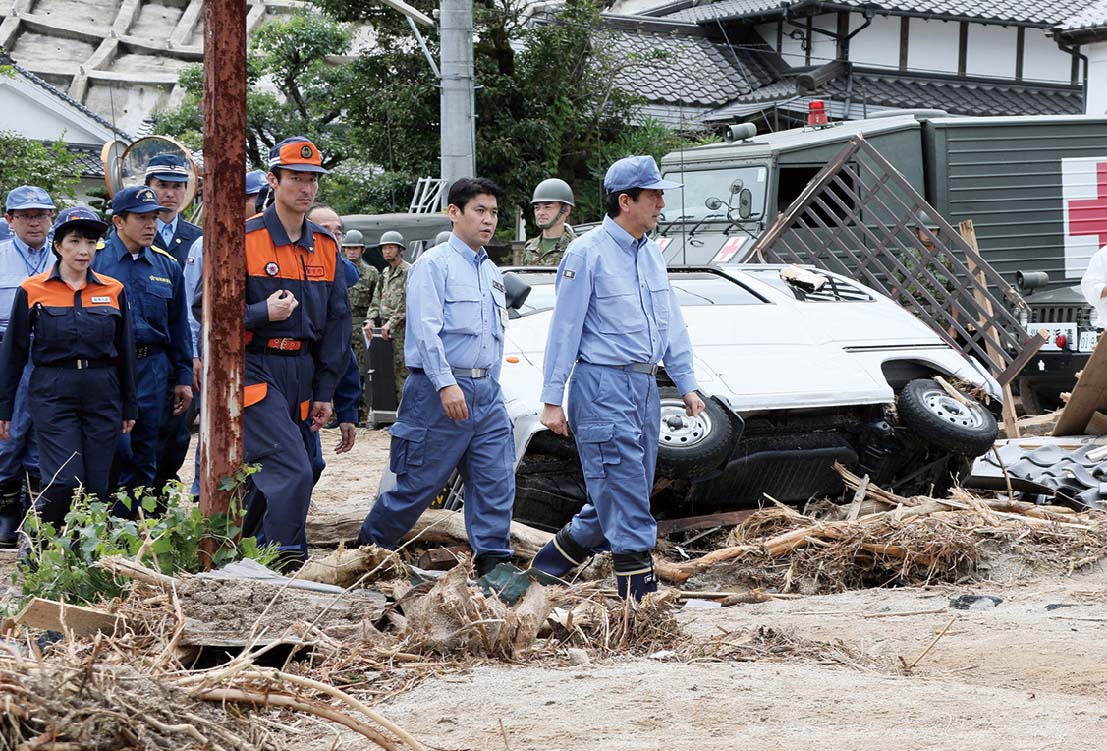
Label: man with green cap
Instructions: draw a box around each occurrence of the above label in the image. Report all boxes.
[342,228,378,422]
[522,178,576,266]
[365,230,410,407]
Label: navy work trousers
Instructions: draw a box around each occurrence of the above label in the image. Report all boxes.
[564,363,661,554]
[359,371,516,559]
[30,366,122,527]
[241,353,315,558]
[0,363,39,487]
[113,351,169,495]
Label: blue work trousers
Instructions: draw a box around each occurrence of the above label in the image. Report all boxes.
[0,363,39,485]
[359,371,516,559]
[565,363,661,553]
[30,367,122,527]
[113,351,169,495]
[241,353,316,557]
[154,394,194,491]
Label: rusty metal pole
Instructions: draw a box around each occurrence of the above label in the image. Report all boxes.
[199,0,247,534]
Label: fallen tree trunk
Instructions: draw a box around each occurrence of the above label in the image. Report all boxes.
[306,509,553,559]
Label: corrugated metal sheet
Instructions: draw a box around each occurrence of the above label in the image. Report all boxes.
[925,118,1107,287]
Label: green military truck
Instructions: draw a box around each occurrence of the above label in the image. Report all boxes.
[657,113,1107,409]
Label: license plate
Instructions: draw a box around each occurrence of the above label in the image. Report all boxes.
[1030,323,1077,352]
[1080,330,1100,352]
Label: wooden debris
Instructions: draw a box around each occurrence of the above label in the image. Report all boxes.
[298,546,401,587]
[1054,332,1107,435]
[12,598,121,638]
[656,510,756,535]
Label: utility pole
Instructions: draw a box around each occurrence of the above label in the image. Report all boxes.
[199,0,246,539]
[439,0,476,199]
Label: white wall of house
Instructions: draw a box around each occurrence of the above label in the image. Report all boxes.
[0,73,116,143]
[1026,30,1076,83]
[965,23,1016,78]
[847,14,901,70]
[1085,41,1107,114]
[906,18,960,74]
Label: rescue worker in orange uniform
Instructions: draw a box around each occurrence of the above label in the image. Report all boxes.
[0,207,137,529]
[238,137,350,570]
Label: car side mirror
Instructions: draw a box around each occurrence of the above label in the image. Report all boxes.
[502,271,531,311]
[737,189,753,219]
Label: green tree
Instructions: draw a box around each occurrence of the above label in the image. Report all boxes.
[155,12,356,171]
[0,131,81,207]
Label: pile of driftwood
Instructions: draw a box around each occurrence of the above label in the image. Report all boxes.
[653,465,1107,592]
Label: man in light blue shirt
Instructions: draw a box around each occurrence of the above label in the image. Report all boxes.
[358,177,517,578]
[531,155,705,600]
[0,185,54,545]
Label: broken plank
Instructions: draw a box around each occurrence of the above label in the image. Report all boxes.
[13,597,122,637]
[656,510,756,536]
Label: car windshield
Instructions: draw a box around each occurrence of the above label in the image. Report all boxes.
[659,165,768,224]
[743,267,875,302]
[511,270,767,316]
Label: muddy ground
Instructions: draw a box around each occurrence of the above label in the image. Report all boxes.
[5,427,1106,750]
[290,429,1107,750]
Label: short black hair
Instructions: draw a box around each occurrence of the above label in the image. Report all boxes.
[52,225,103,257]
[605,188,642,219]
[448,177,503,212]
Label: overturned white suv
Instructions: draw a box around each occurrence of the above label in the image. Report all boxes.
[401,264,1001,530]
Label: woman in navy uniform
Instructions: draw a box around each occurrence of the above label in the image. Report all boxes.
[0,207,138,528]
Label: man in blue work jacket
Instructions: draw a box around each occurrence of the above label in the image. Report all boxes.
[146,154,203,497]
[358,177,517,579]
[0,186,54,545]
[530,155,705,601]
[94,185,193,502]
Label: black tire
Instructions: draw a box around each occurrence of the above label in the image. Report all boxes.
[656,387,736,479]
[512,470,587,532]
[896,378,998,457]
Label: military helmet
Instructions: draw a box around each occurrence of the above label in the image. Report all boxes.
[531,178,574,207]
[342,229,365,247]
[379,230,405,247]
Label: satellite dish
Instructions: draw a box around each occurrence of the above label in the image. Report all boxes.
[102,135,200,209]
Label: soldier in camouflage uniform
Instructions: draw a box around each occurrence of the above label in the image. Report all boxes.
[341,229,379,421]
[366,230,410,405]
[522,178,576,266]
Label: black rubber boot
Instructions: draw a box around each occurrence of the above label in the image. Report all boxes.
[0,479,23,548]
[613,551,658,602]
[474,553,513,579]
[530,526,592,578]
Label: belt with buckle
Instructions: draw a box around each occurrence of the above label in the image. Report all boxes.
[409,367,488,378]
[248,337,307,356]
[588,362,659,376]
[135,344,163,359]
[39,358,116,370]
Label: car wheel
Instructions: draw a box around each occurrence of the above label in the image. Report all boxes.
[656,387,735,479]
[896,378,998,457]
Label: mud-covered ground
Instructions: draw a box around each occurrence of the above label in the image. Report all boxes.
[5,427,1105,750]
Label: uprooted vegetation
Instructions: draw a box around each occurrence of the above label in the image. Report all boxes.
[4,470,1107,749]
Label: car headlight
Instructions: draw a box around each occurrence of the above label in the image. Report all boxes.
[1090,306,1100,330]
[1017,307,1030,328]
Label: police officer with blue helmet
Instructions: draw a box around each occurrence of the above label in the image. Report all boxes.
[530,155,705,601]
[93,185,193,501]
[358,177,517,579]
[0,185,56,545]
[0,206,138,530]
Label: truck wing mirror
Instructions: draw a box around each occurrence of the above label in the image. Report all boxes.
[737,188,753,219]
[502,271,531,311]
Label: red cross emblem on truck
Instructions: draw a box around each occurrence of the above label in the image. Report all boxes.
[1068,162,1107,247]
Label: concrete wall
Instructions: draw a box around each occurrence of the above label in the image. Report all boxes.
[1086,41,1107,115]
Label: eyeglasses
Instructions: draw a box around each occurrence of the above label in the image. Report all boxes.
[10,212,53,222]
